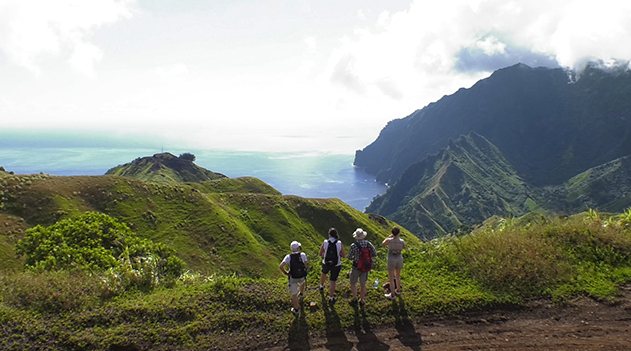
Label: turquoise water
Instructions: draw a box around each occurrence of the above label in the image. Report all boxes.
[0,148,386,211]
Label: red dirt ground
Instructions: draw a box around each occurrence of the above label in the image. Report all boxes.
[262,285,631,351]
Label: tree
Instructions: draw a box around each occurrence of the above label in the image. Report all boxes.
[179,152,196,162]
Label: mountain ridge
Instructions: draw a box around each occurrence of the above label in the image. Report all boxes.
[358,62,631,237]
[355,62,631,187]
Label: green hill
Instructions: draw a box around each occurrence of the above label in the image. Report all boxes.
[105,152,227,184]
[0,171,419,277]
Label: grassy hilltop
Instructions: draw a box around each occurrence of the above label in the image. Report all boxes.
[0,171,416,277]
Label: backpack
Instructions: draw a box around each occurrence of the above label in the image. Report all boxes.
[357,246,373,272]
[324,240,338,266]
[289,253,307,278]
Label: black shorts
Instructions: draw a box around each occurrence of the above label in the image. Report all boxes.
[321,264,341,281]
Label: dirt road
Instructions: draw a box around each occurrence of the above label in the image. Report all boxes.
[264,286,631,351]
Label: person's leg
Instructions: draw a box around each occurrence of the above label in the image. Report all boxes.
[329,281,336,298]
[292,293,299,310]
[395,269,402,294]
[320,265,329,292]
[386,268,396,299]
[359,283,367,301]
[349,268,359,300]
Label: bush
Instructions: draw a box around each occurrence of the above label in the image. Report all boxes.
[15,212,185,291]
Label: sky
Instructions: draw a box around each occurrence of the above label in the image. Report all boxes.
[1,0,631,154]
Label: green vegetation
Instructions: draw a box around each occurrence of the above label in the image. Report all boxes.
[0,172,409,277]
[358,64,631,240]
[15,212,184,292]
[0,209,629,350]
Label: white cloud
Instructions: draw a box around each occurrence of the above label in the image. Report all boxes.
[475,36,506,56]
[320,0,631,110]
[0,0,135,77]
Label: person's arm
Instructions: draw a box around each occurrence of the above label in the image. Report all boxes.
[371,243,378,257]
[319,242,325,257]
[347,243,355,261]
[382,236,392,246]
[340,242,346,258]
[279,261,289,275]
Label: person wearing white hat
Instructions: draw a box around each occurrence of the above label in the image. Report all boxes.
[280,240,308,316]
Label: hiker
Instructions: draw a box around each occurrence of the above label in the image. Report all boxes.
[347,228,377,306]
[382,226,406,299]
[319,227,345,304]
[280,240,308,316]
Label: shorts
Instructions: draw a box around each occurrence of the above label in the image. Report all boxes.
[387,255,404,270]
[288,277,305,295]
[349,267,369,285]
[321,264,342,281]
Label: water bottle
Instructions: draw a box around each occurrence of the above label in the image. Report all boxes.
[373,278,379,289]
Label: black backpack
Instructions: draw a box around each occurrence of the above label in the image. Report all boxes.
[289,253,307,278]
[324,240,338,266]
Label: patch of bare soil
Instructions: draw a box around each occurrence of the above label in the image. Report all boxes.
[262,286,631,351]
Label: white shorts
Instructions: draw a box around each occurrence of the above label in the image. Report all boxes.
[288,277,305,295]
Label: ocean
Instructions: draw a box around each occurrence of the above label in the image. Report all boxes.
[0,148,386,211]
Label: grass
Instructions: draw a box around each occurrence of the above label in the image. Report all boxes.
[0,210,630,350]
[0,173,419,278]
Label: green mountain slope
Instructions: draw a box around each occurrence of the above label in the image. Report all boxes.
[366,132,631,238]
[0,172,419,277]
[553,154,631,213]
[106,152,226,184]
[367,133,540,238]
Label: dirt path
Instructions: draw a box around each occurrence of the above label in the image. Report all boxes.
[263,286,631,351]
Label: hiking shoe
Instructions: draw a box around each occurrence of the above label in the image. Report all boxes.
[319,285,324,292]
[298,292,304,299]
[349,298,358,307]
[291,307,299,316]
[384,293,396,300]
[359,299,366,308]
[329,296,337,304]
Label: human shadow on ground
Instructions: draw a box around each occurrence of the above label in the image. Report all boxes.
[392,297,423,351]
[288,300,311,351]
[321,291,354,351]
[352,303,389,351]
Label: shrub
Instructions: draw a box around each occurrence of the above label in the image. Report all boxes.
[15,212,184,291]
[0,270,105,313]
